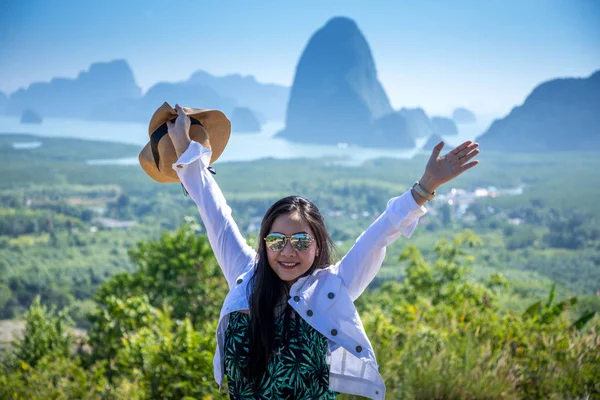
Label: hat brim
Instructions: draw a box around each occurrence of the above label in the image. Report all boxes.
[139,102,231,183]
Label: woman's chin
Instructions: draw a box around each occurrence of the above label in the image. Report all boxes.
[276,269,302,282]
[273,265,308,282]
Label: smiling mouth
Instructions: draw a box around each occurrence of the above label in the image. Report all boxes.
[278,261,299,269]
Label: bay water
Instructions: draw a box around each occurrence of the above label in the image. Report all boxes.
[0,115,494,166]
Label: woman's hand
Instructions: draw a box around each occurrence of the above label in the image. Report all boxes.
[167,104,192,154]
[419,140,480,193]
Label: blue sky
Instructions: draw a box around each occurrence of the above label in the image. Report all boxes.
[1,0,599,117]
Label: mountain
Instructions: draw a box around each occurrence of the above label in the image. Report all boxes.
[88,81,236,123]
[422,134,444,152]
[188,71,289,122]
[452,107,476,124]
[231,107,261,132]
[431,116,458,136]
[6,60,141,119]
[87,75,271,124]
[20,109,43,124]
[399,108,433,138]
[0,91,7,114]
[4,61,283,125]
[372,112,415,148]
[478,70,600,151]
[277,17,408,147]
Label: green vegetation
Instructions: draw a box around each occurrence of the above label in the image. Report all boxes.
[1,133,600,398]
[1,226,598,399]
[360,235,599,399]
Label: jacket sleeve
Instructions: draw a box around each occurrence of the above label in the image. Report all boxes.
[172,141,257,288]
[334,190,426,301]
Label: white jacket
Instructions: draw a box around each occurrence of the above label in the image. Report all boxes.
[173,141,426,400]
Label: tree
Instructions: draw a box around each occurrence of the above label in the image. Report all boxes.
[117,308,224,399]
[395,230,493,308]
[355,231,600,400]
[12,296,73,368]
[87,221,229,376]
[87,295,161,365]
[92,220,228,326]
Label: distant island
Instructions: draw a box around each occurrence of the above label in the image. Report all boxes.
[2,25,596,153]
[452,108,476,124]
[422,134,445,152]
[276,17,465,148]
[20,109,43,124]
[231,107,261,132]
[478,70,600,152]
[399,108,433,138]
[0,91,7,114]
[188,71,288,122]
[2,60,288,126]
[7,60,141,120]
[276,17,414,148]
[431,116,458,136]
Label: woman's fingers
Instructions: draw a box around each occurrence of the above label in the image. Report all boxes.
[460,148,480,164]
[451,140,473,155]
[175,104,187,117]
[167,104,189,136]
[431,141,445,159]
[461,160,480,172]
[457,142,479,158]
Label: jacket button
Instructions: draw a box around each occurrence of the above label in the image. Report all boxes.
[327,292,335,299]
[307,310,313,317]
[356,345,362,353]
[331,329,338,336]
[293,295,300,302]
[236,278,243,284]
[376,390,379,395]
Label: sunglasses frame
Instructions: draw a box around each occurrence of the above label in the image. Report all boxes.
[264,232,314,252]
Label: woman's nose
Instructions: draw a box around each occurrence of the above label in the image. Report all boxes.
[281,239,296,256]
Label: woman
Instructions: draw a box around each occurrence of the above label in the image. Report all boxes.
[167,104,480,399]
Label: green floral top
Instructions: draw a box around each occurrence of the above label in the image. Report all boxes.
[224,310,338,399]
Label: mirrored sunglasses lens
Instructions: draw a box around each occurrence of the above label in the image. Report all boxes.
[290,234,312,251]
[265,234,285,250]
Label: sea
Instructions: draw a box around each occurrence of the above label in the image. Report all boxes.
[0,115,495,166]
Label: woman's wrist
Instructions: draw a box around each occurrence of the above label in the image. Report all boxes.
[171,136,191,151]
[418,174,440,194]
[410,187,429,207]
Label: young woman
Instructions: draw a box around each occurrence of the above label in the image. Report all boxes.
[167,104,480,399]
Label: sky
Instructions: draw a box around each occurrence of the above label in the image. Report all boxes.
[1,0,599,117]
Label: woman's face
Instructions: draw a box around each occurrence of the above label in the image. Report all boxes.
[266,213,318,283]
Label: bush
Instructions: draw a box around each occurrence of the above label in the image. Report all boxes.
[348,232,600,399]
[3,227,599,399]
[117,308,224,399]
[0,356,113,400]
[11,296,72,368]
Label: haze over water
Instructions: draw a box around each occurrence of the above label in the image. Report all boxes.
[0,115,494,165]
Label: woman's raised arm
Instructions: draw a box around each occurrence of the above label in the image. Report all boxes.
[336,140,480,300]
[169,105,256,288]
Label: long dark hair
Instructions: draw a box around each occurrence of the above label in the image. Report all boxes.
[245,195,335,386]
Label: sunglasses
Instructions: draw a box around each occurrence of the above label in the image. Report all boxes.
[264,233,314,252]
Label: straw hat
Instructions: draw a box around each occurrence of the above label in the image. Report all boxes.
[139,102,231,183]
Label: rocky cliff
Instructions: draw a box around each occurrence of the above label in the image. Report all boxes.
[6,60,141,119]
[277,17,411,147]
[231,107,261,132]
[188,71,288,122]
[478,70,600,151]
